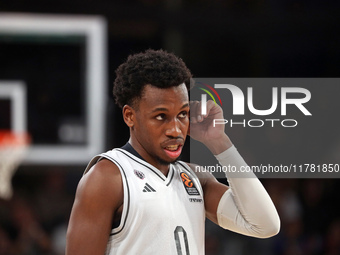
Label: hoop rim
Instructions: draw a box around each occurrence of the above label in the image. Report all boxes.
[0,130,30,146]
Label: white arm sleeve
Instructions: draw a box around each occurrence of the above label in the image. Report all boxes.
[215,145,280,238]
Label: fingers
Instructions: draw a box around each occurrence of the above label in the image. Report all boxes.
[190,101,201,124]
[190,100,216,123]
[205,100,217,117]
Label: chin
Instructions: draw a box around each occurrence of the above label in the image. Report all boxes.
[156,156,179,166]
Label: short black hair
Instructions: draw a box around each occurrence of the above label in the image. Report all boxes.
[113,49,192,108]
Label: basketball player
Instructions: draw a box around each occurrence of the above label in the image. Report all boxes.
[66,49,280,255]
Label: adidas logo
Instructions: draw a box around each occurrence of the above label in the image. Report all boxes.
[143,183,156,192]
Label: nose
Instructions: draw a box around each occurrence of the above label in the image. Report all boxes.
[165,118,181,138]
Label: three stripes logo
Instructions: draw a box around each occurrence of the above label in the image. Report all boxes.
[143,183,156,192]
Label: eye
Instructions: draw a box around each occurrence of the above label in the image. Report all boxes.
[178,111,188,119]
[156,114,166,120]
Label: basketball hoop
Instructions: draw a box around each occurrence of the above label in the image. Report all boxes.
[0,130,30,200]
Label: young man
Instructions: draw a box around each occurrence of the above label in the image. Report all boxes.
[66,49,280,255]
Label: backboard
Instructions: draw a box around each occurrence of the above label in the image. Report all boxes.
[0,13,107,165]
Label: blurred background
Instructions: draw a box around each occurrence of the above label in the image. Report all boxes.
[0,1,340,254]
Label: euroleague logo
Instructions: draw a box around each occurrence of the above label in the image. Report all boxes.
[180,172,193,187]
[180,172,199,196]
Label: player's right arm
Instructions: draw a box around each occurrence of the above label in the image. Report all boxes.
[66,159,123,255]
[190,100,280,238]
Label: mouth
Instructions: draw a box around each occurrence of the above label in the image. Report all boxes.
[165,144,180,151]
[163,144,183,159]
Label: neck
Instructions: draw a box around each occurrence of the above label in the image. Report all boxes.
[128,137,170,176]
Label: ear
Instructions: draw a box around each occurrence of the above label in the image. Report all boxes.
[123,105,135,127]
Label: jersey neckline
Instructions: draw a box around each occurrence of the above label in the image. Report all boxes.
[117,144,175,185]
[120,142,144,161]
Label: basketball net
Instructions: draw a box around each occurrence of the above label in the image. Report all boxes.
[0,131,30,200]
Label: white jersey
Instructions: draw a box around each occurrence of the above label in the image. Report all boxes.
[85,146,206,255]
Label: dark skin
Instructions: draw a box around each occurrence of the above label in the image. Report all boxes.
[66,83,233,255]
